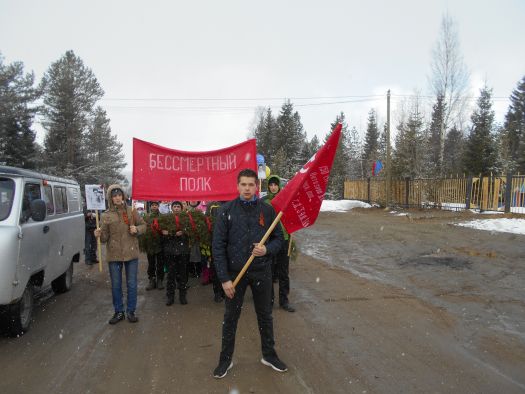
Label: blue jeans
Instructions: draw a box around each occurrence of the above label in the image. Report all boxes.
[108,259,138,314]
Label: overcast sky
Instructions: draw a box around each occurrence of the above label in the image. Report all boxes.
[1,0,524,171]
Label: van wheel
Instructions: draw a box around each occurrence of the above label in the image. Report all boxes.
[6,283,34,337]
[51,263,73,294]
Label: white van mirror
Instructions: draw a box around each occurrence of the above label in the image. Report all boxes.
[30,199,47,222]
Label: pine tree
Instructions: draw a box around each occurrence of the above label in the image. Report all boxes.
[502,76,525,172]
[463,86,498,175]
[427,95,447,176]
[443,126,465,176]
[299,134,320,166]
[325,113,351,199]
[0,54,40,168]
[83,107,126,186]
[275,100,306,178]
[40,50,104,179]
[392,101,425,178]
[253,107,277,165]
[347,126,363,178]
[363,109,379,176]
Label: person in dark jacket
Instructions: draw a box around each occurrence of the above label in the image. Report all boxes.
[206,201,226,303]
[144,201,165,291]
[212,169,288,379]
[84,209,98,265]
[162,201,189,305]
[263,175,295,312]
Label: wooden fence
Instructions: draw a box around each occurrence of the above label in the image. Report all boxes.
[344,174,525,214]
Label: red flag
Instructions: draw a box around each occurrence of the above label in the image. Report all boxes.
[271,123,342,234]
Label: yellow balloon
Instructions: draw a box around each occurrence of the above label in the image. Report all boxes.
[265,166,271,178]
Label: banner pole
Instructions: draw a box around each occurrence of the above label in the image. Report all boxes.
[232,211,283,288]
[287,234,293,257]
[95,210,103,272]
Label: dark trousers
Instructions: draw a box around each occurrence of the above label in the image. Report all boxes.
[272,240,291,306]
[147,252,164,281]
[219,266,277,363]
[84,228,97,263]
[165,254,189,296]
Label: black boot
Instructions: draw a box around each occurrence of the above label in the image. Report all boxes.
[166,295,175,306]
[157,279,164,290]
[179,289,188,305]
[146,278,156,291]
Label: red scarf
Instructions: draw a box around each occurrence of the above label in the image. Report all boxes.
[173,213,180,231]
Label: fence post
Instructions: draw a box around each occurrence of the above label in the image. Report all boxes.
[465,175,472,210]
[479,176,484,212]
[405,177,410,208]
[504,172,512,213]
[367,177,371,204]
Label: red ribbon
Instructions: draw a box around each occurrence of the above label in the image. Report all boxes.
[151,218,161,234]
[188,212,196,231]
[122,210,130,225]
[205,216,212,233]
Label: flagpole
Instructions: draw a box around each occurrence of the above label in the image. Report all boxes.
[95,210,103,272]
[232,211,283,288]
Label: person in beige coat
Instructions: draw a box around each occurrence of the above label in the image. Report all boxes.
[94,185,146,324]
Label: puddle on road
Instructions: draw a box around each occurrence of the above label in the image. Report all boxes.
[400,255,472,270]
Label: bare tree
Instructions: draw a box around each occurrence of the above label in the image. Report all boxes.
[429,13,470,174]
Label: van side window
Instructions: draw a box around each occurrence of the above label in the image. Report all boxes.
[21,183,41,223]
[44,185,54,215]
[0,178,15,221]
[54,186,68,214]
[67,186,81,212]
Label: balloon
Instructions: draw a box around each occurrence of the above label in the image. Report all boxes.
[265,165,271,178]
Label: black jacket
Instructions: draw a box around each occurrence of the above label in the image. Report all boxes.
[213,197,283,283]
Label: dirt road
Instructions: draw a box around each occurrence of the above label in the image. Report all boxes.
[1,208,524,393]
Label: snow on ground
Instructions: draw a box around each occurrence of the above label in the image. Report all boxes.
[456,218,525,235]
[320,200,371,212]
[322,200,525,236]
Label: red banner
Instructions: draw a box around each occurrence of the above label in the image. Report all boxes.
[271,123,342,234]
[132,138,257,201]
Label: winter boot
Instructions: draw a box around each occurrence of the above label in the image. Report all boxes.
[146,278,156,291]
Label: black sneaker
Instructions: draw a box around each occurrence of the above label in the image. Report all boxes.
[109,312,125,325]
[280,303,296,313]
[213,361,233,379]
[127,312,138,323]
[261,356,288,372]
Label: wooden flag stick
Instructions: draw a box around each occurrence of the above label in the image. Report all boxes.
[95,210,103,272]
[287,234,293,257]
[232,211,283,288]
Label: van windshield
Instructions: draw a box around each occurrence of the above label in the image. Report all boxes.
[0,178,15,221]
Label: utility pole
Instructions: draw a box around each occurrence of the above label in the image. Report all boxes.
[386,90,391,208]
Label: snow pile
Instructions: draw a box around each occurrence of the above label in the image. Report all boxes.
[320,200,371,212]
[456,218,525,235]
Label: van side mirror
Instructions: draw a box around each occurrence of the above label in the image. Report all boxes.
[30,199,47,222]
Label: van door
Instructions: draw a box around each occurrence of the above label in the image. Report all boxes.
[42,184,68,285]
[16,181,48,296]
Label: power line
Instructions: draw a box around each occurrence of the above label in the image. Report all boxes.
[100,94,385,102]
